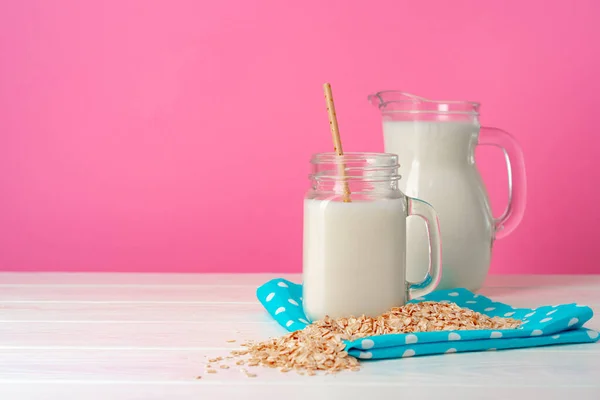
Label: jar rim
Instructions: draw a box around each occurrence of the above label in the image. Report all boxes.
[310,152,399,165]
[309,152,401,183]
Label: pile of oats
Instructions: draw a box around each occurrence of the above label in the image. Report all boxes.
[335,301,523,339]
[201,301,521,378]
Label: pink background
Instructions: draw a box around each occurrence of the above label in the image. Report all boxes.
[1,0,599,274]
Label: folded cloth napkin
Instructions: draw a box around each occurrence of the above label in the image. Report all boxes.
[257,279,599,360]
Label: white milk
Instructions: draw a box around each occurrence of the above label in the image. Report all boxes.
[382,120,495,290]
[302,198,407,321]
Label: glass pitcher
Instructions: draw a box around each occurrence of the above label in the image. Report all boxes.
[369,91,526,291]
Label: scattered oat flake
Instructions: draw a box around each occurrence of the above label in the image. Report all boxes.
[205,301,521,377]
[245,372,257,378]
[226,339,236,343]
[196,376,202,380]
[206,369,217,374]
[220,365,230,369]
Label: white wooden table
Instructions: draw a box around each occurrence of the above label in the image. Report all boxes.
[0,274,599,400]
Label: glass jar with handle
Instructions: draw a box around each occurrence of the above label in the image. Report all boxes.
[302,152,443,321]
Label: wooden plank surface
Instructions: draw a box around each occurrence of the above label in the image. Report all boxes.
[0,273,599,400]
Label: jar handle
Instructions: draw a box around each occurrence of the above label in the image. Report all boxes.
[406,197,443,299]
[478,127,527,239]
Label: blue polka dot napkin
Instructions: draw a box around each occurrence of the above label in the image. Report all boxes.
[257,279,599,360]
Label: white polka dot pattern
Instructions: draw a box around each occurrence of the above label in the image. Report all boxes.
[405,334,418,344]
[361,339,374,349]
[402,349,415,357]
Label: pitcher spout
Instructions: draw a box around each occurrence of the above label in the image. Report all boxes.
[368,91,431,108]
[368,90,480,115]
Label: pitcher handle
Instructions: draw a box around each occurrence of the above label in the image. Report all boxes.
[406,197,442,299]
[478,127,527,240]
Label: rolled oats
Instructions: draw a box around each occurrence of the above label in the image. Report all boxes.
[215,301,520,376]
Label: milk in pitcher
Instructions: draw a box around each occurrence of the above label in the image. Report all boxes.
[382,120,494,288]
[370,91,526,291]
